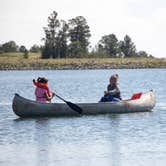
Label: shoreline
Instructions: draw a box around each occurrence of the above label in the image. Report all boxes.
[0,56,166,70]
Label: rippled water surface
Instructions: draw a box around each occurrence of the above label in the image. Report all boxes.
[0,69,166,166]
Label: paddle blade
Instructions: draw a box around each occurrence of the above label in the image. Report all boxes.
[66,101,83,114]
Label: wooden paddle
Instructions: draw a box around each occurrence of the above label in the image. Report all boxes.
[55,94,83,114]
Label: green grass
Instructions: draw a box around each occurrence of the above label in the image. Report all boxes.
[0,52,41,58]
[0,52,166,70]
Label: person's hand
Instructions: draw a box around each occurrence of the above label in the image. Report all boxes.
[52,92,55,96]
[104,91,108,95]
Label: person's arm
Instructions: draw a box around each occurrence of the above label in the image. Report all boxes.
[35,88,37,97]
[107,86,120,95]
[104,85,110,96]
[33,80,45,89]
[33,79,38,86]
[49,89,55,96]
[104,85,119,95]
[44,92,52,101]
[44,91,55,101]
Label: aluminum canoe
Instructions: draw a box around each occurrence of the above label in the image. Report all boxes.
[12,91,155,117]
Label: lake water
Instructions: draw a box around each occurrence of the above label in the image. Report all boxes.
[0,69,166,166]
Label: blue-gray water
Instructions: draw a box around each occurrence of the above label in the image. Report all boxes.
[0,69,165,166]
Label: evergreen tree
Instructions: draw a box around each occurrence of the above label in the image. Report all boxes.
[98,34,119,57]
[42,11,68,58]
[42,11,59,58]
[68,16,91,57]
[119,35,136,57]
[55,20,68,58]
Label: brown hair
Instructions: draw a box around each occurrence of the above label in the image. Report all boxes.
[110,74,119,81]
[37,77,48,84]
[109,74,119,86]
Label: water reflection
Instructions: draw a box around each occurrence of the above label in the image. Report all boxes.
[34,118,50,166]
[107,114,121,166]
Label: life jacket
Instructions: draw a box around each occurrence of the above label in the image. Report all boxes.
[35,87,48,103]
[33,81,51,96]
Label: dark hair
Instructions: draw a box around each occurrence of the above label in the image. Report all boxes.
[37,77,48,84]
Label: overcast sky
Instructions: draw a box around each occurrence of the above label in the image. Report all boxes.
[0,0,166,57]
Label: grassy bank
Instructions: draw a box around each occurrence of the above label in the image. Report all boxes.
[0,52,166,70]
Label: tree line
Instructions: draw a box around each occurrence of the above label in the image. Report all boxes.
[0,11,152,58]
[0,41,41,53]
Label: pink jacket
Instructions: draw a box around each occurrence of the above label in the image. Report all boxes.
[35,87,48,103]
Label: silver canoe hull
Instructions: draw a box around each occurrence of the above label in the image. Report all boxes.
[12,91,155,117]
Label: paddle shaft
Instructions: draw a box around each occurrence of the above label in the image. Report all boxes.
[55,94,82,114]
[55,94,66,102]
